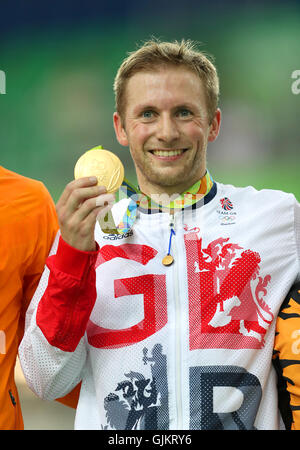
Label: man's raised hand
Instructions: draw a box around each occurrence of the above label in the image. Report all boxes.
[56,177,115,251]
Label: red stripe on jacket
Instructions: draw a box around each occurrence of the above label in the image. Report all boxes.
[36,237,99,352]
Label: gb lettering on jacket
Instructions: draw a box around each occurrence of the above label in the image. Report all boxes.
[87,229,273,351]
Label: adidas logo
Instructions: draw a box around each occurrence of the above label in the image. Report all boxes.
[103,230,133,240]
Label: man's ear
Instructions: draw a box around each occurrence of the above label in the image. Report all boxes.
[208,108,221,142]
[113,112,129,147]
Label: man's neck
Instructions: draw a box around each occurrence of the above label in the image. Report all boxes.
[115,171,214,233]
[137,174,207,205]
[134,171,213,210]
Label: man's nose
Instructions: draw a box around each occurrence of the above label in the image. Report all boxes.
[156,115,180,142]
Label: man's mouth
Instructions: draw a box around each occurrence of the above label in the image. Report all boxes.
[150,148,188,157]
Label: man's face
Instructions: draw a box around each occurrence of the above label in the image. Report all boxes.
[114,66,221,196]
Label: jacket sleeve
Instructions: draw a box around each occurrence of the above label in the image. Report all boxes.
[295,199,300,282]
[273,282,300,430]
[19,232,99,401]
[18,181,59,346]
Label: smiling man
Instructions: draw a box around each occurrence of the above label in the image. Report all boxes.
[113,66,220,197]
[19,39,300,430]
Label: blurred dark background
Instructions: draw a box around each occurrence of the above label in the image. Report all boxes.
[1,0,299,201]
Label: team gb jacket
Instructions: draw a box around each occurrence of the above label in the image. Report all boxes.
[19,181,300,430]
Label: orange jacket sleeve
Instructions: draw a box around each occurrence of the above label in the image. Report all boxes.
[273,282,300,430]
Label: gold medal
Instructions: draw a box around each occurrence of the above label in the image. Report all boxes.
[74,145,124,193]
[162,254,174,266]
[74,145,124,234]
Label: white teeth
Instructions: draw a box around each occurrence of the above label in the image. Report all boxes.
[152,149,185,157]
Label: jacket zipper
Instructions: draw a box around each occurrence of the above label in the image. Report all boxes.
[169,212,183,429]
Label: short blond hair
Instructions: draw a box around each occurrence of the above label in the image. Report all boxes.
[113,38,219,124]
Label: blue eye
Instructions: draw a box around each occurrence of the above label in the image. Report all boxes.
[142,110,154,119]
[178,109,191,117]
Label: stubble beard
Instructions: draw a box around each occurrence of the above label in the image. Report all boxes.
[133,142,207,193]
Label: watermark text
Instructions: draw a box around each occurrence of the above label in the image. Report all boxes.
[0,330,6,354]
[291,70,300,95]
[0,70,6,94]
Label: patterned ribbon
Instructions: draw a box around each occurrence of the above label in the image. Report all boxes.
[99,171,214,234]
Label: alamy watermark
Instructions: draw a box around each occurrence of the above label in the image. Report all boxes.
[291,70,300,95]
[0,330,6,354]
[0,70,6,94]
[1,69,299,95]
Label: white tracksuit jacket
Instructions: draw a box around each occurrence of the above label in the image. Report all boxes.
[19,182,300,430]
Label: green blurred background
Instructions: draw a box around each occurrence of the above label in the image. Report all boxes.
[0,0,299,203]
